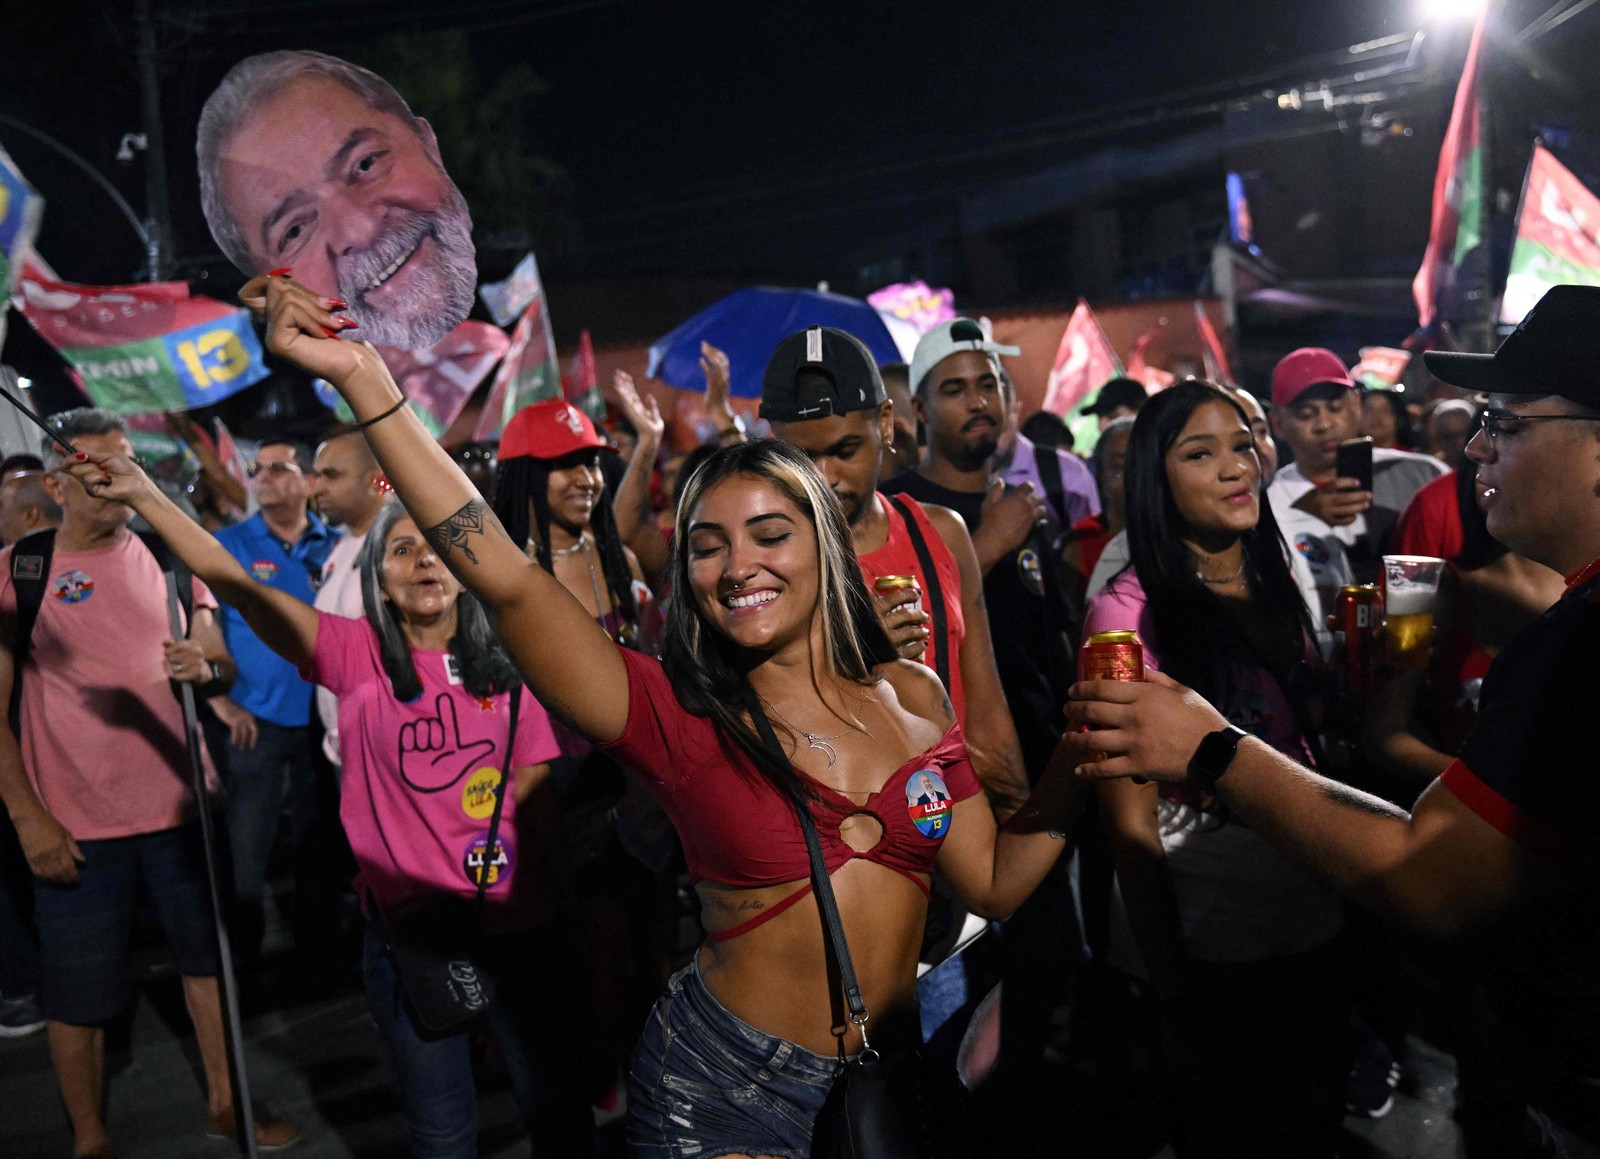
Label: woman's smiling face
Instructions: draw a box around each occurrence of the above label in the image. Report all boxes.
[684,473,820,653]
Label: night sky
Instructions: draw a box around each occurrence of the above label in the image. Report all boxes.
[1,0,1484,288]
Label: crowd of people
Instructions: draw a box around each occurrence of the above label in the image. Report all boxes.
[1,274,1597,1159]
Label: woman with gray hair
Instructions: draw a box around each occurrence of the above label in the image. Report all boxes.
[54,460,595,1158]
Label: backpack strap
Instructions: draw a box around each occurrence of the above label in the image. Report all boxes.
[7,529,57,735]
[885,495,951,694]
[1034,445,1068,533]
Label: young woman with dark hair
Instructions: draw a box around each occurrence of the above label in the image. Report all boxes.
[1087,379,1348,1158]
[230,275,1085,1158]
[53,475,596,1157]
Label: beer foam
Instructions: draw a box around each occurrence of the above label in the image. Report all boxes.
[1385,586,1436,615]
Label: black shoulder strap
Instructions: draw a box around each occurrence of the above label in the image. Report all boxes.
[750,709,870,1038]
[885,495,950,693]
[8,529,57,735]
[1035,445,1067,529]
[473,685,521,905]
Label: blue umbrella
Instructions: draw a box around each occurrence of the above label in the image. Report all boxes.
[647,286,902,399]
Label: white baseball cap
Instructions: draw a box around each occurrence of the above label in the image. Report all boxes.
[909,318,1020,394]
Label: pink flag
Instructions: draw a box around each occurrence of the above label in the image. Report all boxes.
[1041,300,1122,416]
[565,329,605,422]
[1124,327,1174,392]
[1194,301,1234,385]
[1413,8,1488,330]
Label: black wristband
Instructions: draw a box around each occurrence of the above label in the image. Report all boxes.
[1187,725,1248,792]
[353,398,408,430]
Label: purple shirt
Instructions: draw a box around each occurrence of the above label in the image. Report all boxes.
[999,433,1100,542]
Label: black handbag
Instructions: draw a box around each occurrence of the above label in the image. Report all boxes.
[376,687,521,1036]
[751,711,920,1159]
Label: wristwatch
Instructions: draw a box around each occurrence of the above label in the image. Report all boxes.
[1187,725,1249,791]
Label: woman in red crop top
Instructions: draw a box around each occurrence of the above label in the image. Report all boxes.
[246,277,1083,1159]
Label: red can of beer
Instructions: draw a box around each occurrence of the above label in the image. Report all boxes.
[1082,630,1145,683]
[1335,584,1384,693]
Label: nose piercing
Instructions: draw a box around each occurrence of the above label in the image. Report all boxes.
[731,579,745,591]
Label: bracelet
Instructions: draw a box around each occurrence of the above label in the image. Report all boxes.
[353,398,408,430]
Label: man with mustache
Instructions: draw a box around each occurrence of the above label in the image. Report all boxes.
[198,50,476,352]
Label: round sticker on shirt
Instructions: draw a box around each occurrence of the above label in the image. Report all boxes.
[1016,547,1044,598]
[460,768,501,820]
[906,770,953,839]
[50,570,95,604]
[463,832,513,889]
[1293,533,1330,567]
[250,559,280,582]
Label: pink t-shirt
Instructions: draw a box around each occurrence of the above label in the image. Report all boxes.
[0,534,220,840]
[307,614,562,929]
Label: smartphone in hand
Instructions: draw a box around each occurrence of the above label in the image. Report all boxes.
[1335,436,1374,492]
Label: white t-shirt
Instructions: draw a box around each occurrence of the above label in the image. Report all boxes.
[313,530,367,764]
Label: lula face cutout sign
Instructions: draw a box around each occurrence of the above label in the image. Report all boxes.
[198,50,477,352]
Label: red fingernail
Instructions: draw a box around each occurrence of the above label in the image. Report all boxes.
[321,326,341,339]
[327,298,348,310]
[267,267,292,277]
[74,453,88,462]
[335,316,358,328]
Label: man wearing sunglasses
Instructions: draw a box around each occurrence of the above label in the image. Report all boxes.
[1068,285,1600,1150]
[211,440,339,962]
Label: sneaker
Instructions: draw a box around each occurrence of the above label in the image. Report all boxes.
[205,1106,302,1151]
[1346,1051,1402,1119]
[0,993,45,1038]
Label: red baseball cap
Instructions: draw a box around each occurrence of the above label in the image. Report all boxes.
[498,399,617,461]
[1270,347,1356,409]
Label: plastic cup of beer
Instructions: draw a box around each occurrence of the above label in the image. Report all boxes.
[1381,555,1445,670]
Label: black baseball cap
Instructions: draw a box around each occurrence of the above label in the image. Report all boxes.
[760,326,887,422]
[1425,285,1600,407]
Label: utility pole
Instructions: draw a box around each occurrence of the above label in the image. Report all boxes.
[134,0,171,281]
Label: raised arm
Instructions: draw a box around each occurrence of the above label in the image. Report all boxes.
[245,275,630,741]
[606,370,670,582]
[66,452,318,671]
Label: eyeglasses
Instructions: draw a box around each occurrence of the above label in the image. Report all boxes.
[248,461,302,479]
[1479,410,1600,446]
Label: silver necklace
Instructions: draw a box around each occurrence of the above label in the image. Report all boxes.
[760,688,870,769]
[548,535,588,558]
[1195,555,1246,585]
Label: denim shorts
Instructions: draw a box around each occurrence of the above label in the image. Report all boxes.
[32,824,220,1025]
[627,957,843,1159]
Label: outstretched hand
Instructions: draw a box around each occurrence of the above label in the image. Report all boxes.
[1064,668,1227,783]
[240,272,385,390]
[700,342,732,412]
[608,370,665,444]
[62,449,158,507]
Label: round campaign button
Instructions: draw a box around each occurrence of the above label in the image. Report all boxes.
[462,831,513,889]
[460,768,500,820]
[250,559,280,582]
[905,770,953,839]
[50,570,94,604]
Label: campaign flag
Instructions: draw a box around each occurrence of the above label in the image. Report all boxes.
[1351,346,1412,389]
[474,293,561,440]
[565,329,605,423]
[1125,327,1175,393]
[0,143,45,354]
[1413,7,1488,330]
[1194,301,1235,385]
[1041,299,1122,417]
[478,251,546,328]
[1499,145,1600,324]
[16,263,270,413]
[315,321,510,438]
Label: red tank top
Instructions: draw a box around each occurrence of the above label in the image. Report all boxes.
[858,494,968,722]
[600,648,982,939]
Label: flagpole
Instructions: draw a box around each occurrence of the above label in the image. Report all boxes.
[1474,33,1497,352]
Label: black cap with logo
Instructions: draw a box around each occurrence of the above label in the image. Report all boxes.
[759,326,887,422]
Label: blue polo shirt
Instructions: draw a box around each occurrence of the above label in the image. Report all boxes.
[214,511,339,727]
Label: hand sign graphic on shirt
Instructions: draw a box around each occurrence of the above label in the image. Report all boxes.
[399,694,497,792]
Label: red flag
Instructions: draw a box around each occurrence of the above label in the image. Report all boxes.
[1413,8,1488,330]
[1500,144,1600,324]
[564,329,605,422]
[474,297,561,441]
[1124,326,1174,392]
[1194,301,1234,385]
[1041,300,1122,416]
